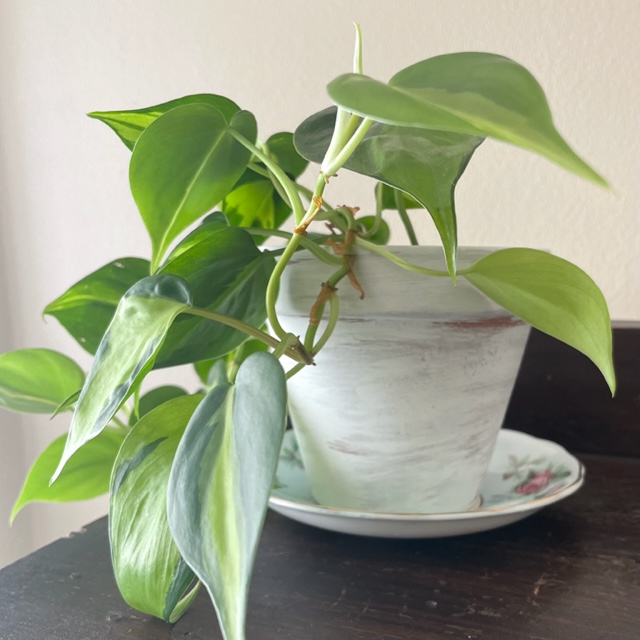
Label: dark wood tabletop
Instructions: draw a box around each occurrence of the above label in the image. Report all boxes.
[1,327,638,640]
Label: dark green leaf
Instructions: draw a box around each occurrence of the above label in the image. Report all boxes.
[44,258,150,354]
[265,131,308,178]
[111,395,203,621]
[156,222,275,367]
[167,352,287,640]
[129,385,188,426]
[295,107,482,274]
[0,349,85,414]
[88,94,240,150]
[52,275,192,481]
[356,215,390,245]
[11,428,123,522]
[463,248,615,394]
[130,104,257,271]
[376,183,421,210]
[327,53,606,186]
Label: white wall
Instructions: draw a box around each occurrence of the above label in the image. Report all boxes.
[0,0,638,566]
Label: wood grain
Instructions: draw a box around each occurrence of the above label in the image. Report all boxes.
[505,326,640,457]
[0,454,637,639]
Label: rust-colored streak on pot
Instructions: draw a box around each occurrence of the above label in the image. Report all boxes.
[439,315,525,330]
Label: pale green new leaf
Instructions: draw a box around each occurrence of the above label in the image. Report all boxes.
[88,94,240,150]
[167,352,287,640]
[327,53,607,186]
[110,395,203,622]
[11,427,124,522]
[52,275,192,482]
[0,349,85,414]
[130,104,257,271]
[463,248,615,394]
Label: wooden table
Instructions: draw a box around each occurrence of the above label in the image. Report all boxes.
[1,328,638,639]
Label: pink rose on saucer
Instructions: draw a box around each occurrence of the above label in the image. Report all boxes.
[515,470,552,495]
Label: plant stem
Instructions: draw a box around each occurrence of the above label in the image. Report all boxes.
[354,236,451,277]
[285,362,306,379]
[241,228,342,266]
[287,291,340,381]
[247,161,291,208]
[264,233,303,339]
[230,131,306,224]
[296,183,335,211]
[311,291,340,354]
[361,182,384,239]
[323,117,373,177]
[394,190,419,246]
[184,305,311,364]
[295,173,329,232]
[226,342,246,384]
[261,74,371,349]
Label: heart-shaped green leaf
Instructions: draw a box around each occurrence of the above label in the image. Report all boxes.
[0,349,85,414]
[130,104,257,271]
[463,248,615,394]
[110,395,203,622]
[167,352,287,640]
[11,427,123,522]
[44,258,150,354]
[88,94,240,150]
[295,107,482,274]
[327,53,606,186]
[156,221,275,367]
[52,275,192,482]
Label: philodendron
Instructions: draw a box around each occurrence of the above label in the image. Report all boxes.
[0,27,614,640]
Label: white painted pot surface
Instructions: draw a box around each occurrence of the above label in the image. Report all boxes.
[277,247,530,514]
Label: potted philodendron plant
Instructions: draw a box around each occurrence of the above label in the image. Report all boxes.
[0,27,614,640]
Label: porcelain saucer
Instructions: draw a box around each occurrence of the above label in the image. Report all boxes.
[269,429,584,538]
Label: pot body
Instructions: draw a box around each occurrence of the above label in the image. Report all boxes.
[277,247,530,513]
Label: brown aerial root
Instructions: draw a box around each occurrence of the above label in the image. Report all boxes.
[345,254,365,300]
[324,229,365,300]
[309,282,337,325]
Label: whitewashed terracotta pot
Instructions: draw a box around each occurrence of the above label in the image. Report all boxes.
[276,247,530,514]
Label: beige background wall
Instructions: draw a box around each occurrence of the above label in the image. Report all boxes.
[1,0,638,567]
